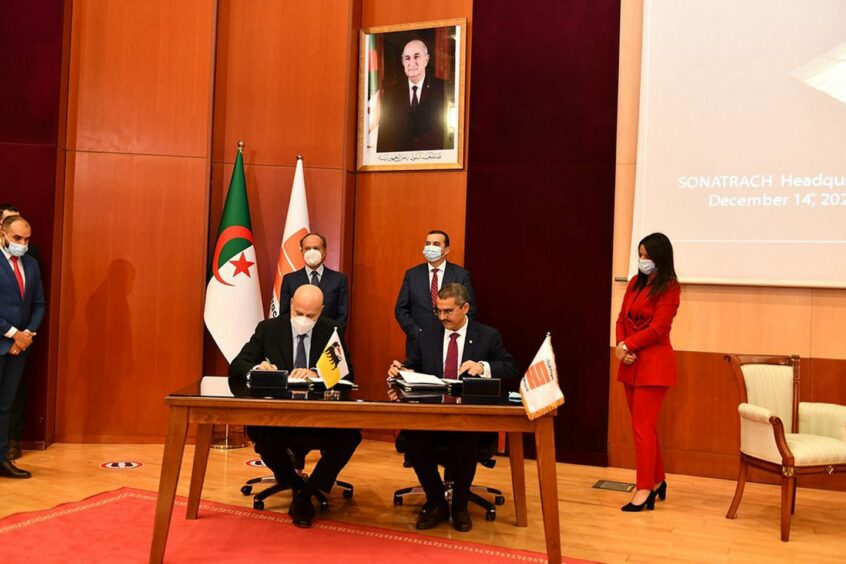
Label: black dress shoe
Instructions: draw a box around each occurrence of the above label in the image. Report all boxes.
[7,440,21,460]
[0,458,31,479]
[288,492,315,528]
[451,507,473,532]
[416,503,449,530]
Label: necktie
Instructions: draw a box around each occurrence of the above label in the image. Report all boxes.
[430,268,439,309]
[294,334,307,368]
[11,257,24,298]
[310,271,319,286]
[411,85,419,112]
[444,332,459,379]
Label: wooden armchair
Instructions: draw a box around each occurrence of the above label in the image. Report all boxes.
[725,354,846,541]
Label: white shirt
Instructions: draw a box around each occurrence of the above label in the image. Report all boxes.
[1,244,24,338]
[408,73,426,106]
[427,260,447,293]
[441,317,491,378]
[305,264,325,285]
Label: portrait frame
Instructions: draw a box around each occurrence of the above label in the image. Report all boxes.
[357,18,467,171]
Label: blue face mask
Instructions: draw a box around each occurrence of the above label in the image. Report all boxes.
[423,245,443,262]
[638,258,656,275]
[5,241,27,258]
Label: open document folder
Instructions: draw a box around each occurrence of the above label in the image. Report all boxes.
[395,370,448,390]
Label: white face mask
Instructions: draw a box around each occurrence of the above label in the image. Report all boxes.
[638,258,657,275]
[5,241,28,258]
[423,245,443,262]
[303,249,323,268]
[291,315,317,335]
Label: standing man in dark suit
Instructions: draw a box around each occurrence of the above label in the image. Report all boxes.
[377,38,452,152]
[278,232,349,335]
[388,283,518,532]
[230,284,360,528]
[395,229,476,357]
[0,216,45,479]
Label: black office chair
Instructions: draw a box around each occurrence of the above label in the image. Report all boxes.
[392,432,505,521]
[241,444,354,511]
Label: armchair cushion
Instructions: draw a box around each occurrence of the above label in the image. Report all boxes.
[740,364,794,432]
[739,403,783,463]
[784,433,846,466]
[799,402,846,442]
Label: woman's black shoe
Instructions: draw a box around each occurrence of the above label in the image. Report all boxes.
[621,489,657,512]
[654,481,667,501]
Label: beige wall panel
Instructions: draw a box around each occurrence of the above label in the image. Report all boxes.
[615,0,643,165]
[810,290,846,360]
[65,0,214,156]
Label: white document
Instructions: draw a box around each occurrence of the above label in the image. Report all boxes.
[398,371,445,386]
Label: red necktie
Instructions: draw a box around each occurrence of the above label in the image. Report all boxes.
[11,256,24,298]
[444,332,459,379]
[430,268,439,309]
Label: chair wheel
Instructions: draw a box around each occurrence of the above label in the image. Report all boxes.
[494,495,505,505]
[253,499,265,510]
[393,495,403,506]
[343,489,353,499]
[241,485,253,496]
[485,510,496,521]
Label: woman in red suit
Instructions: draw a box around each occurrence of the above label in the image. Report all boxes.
[615,232,680,512]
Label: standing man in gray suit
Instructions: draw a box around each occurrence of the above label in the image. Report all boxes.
[394,230,476,357]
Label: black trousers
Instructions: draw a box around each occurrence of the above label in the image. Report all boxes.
[403,430,484,509]
[9,366,25,441]
[249,426,361,493]
[0,352,27,459]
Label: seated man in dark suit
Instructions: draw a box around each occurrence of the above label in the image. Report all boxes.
[230,284,360,528]
[279,232,349,335]
[388,283,518,532]
[394,229,476,357]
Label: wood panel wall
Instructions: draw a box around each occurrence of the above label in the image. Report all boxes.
[203,0,360,377]
[610,0,846,489]
[54,0,216,442]
[349,0,473,402]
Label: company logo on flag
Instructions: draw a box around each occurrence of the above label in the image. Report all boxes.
[316,328,349,389]
[519,334,564,420]
[269,156,310,318]
[204,142,264,362]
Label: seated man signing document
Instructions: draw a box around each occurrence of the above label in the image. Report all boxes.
[230,284,361,528]
[388,283,518,532]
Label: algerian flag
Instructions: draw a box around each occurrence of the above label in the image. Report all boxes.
[204,142,264,362]
[268,155,310,318]
[519,334,564,420]
[316,328,349,389]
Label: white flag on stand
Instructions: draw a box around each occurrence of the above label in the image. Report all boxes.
[268,156,310,318]
[519,334,565,420]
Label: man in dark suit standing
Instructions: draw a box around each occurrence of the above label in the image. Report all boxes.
[278,232,349,335]
[395,230,476,357]
[377,38,452,152]
[0,216,45,479]
[230,284,360,528]
[388,283,518,532]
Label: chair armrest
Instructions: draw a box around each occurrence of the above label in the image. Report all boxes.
[738,403,788,463]
[799,402,846,442]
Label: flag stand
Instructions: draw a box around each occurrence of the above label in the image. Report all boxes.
[210,425,249,450]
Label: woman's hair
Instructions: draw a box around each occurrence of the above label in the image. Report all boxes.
[633,232,678,297]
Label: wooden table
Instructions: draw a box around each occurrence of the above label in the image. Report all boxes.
[149,381,560,563]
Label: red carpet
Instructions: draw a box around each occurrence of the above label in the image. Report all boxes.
[0,488,593,563]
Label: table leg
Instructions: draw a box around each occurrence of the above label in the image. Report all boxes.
[507,431,528,526]
[534,415,561,563]
[186,423,213,519]
[149,407,189,564]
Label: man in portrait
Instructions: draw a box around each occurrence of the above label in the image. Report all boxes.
[377,38,452,153]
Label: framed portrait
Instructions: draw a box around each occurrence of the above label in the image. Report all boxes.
[357,18,467,171]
